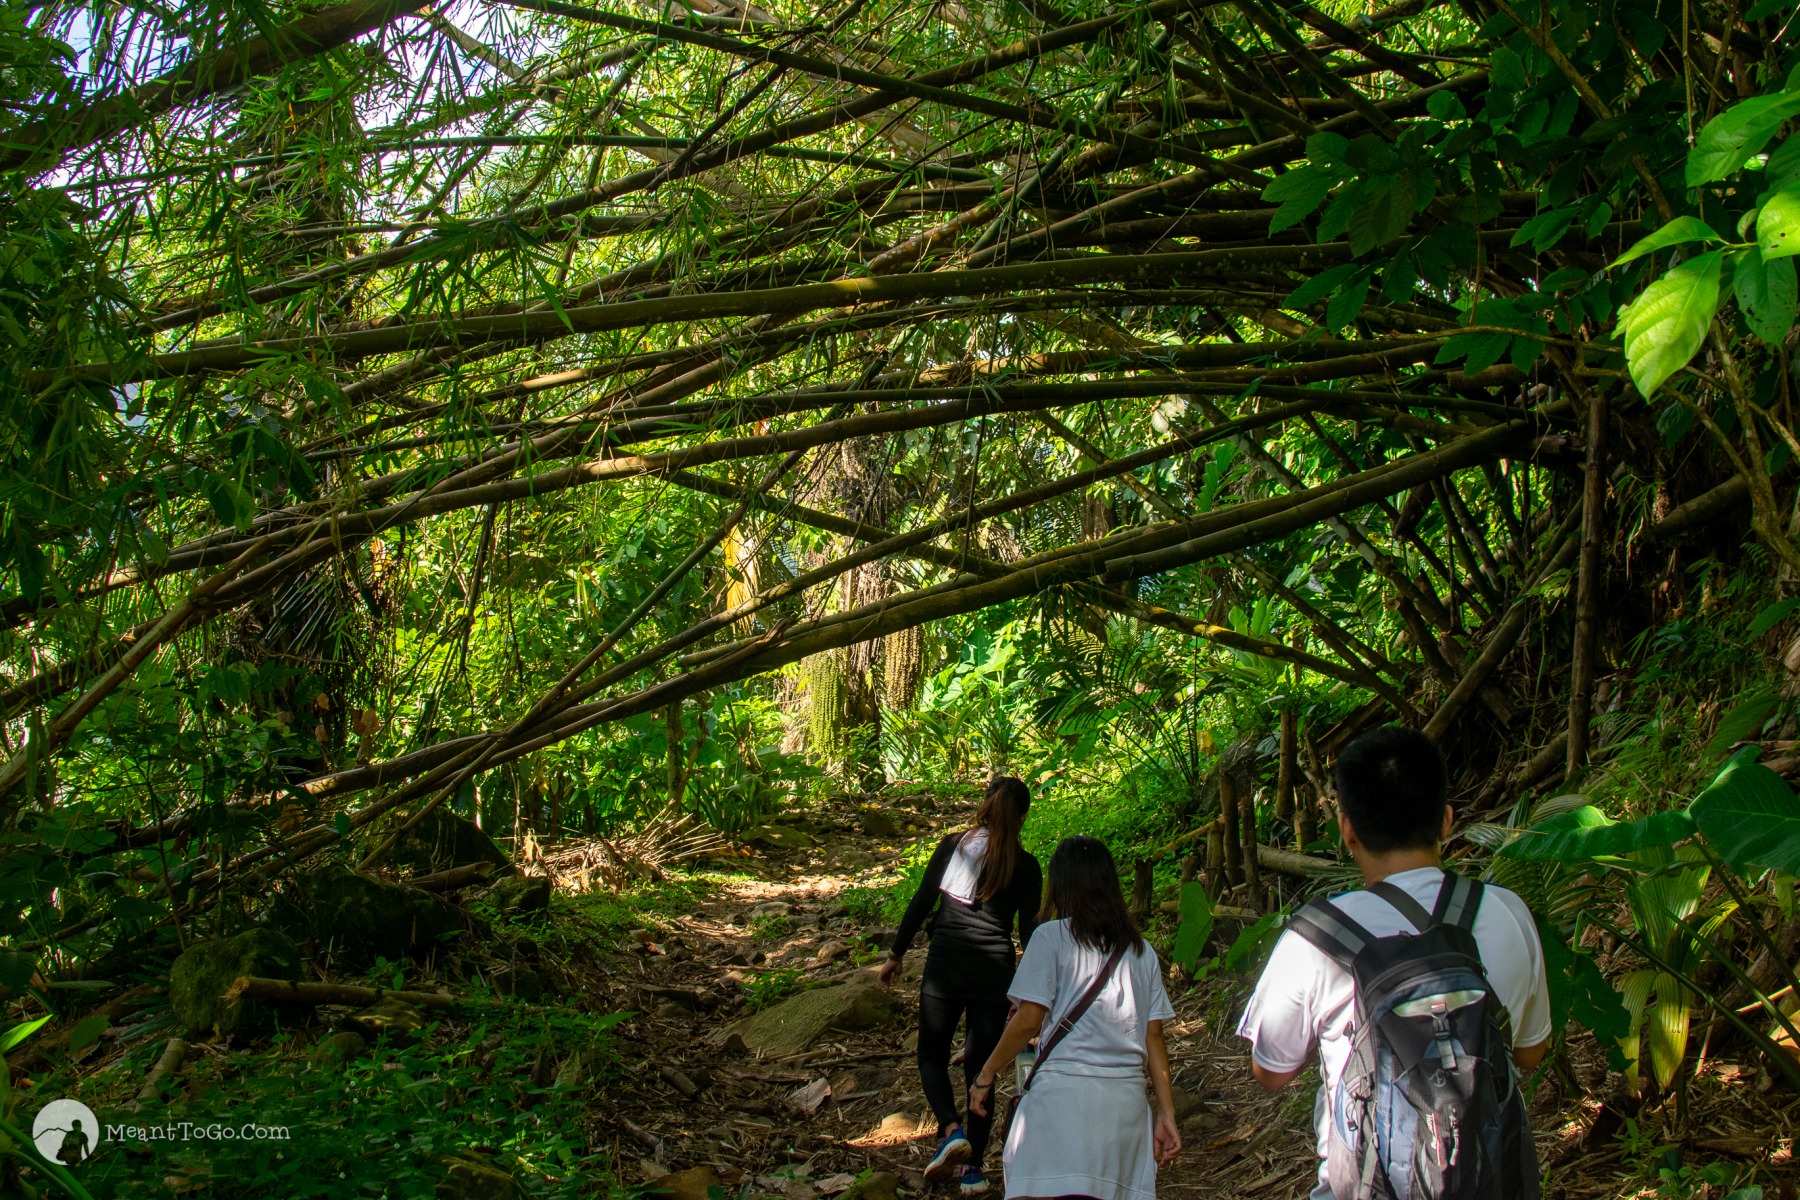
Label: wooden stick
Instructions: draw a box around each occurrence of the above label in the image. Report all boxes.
[1567,387,1607,778]
[135,1037,188,1103]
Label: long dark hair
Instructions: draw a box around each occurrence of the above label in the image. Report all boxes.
[968,776,1030,902]
[1038,835,1142,954]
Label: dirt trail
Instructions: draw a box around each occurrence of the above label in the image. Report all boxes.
[586,793,1320,1200]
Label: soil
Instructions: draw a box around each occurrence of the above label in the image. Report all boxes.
[564,792,1793,1200]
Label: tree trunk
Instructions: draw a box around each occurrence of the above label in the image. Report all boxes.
[1275,708,1297,844]
[1133,859,1153,922]
[1205,824,1226,898]
[1240,781,1264,909]
[1295,780,1318,851]
[1220,773,1243,889]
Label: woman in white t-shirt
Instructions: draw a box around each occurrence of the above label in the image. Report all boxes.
[967,836,1181,1200]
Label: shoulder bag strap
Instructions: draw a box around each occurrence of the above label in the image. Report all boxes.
[1021,942,1128,1093]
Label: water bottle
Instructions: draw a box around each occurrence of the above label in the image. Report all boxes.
[1014,1045,1036,1091]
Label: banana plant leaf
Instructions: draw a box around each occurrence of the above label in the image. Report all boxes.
[1498,804,1695,862]
[1687,748,1800,875]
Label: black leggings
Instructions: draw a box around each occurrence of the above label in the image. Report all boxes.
[917,985,1010,1167]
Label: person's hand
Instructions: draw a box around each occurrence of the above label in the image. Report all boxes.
[1153,1110,1181,1165]
[967,1078,994,1118]
[874,956,901,989]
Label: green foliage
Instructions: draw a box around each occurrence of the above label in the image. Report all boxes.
[742,967,804,1012]
[1613,76,1800,393]
[69,1008,628,1199]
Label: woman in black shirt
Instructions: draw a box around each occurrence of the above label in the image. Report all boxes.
[876,777,1042,1195]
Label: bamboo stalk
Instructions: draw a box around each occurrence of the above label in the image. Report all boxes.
[1567,386,1607,778]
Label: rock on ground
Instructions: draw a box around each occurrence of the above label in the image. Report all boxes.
[168,928,304,1037]
[735,981,901,1057]
[646,1165,722,1200]
[270,863,467,967]
[381,807,510,876]
[482,874,551,916]
[435,1152,524,1200]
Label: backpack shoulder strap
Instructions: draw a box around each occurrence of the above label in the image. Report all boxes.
[1287,896,1380,969]
[1428,872,1485,931]
[1366,881,1433,932]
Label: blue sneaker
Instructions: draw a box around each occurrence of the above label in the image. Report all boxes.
[958,1167,990,1195]
[923,1126,972,1184]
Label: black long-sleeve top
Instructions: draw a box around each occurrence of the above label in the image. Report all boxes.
[890,832,1043,997]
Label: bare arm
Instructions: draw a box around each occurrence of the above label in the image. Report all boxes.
[1513,1038,1549,1073]
[967,1002,1048,1116]
[1251,1061,1303,1091]
[1147,1020,1181,1163]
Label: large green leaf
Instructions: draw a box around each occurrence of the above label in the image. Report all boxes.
[1733,245,1798,343]
[1686,92,1800,185]
[1759,186,1800,261]
[1688,749,1800,875]
[1348,171,1418,255]
[1610,216,1722,267]
[1171,881,1214,972]
[1619,250,1724,398]
[1499,805,1694,861]
[1262,165,1334,234]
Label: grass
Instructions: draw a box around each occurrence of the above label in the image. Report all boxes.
[748,912,791,940]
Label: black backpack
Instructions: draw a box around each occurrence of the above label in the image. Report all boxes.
[1286,873,1539,1200]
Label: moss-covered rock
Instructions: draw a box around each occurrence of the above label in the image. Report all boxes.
[169,928,303,1037]
[735,982,900,1056]
[435,1152,524,1200]
[482,874,551,917]
[273,863,465,967]
[379,807,510,876]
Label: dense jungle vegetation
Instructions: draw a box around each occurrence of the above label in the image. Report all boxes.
[3,0,1800,1193]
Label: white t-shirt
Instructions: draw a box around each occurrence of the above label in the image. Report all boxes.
[1236,868,1552,1180]
[1009,919,1177,1075]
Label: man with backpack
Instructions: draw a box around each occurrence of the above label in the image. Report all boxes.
[1238,725,1552,1200]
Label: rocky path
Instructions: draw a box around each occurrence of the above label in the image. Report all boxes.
[581,791,1321,1200]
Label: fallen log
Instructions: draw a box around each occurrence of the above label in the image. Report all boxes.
[1255,845,1338,878]
[1157,900,1261,920]
[406,861,505,891]
[225,976,460,1009]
